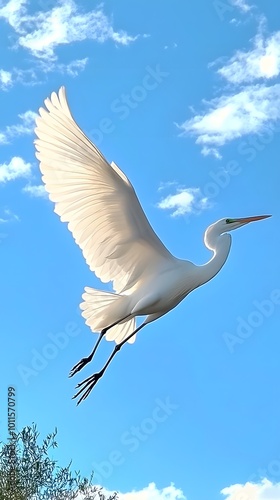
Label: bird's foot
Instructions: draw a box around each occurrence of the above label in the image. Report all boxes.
[69,356,92,378]
[72,371,103,405]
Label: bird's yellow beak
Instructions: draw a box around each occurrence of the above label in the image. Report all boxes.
[234,215,271,225]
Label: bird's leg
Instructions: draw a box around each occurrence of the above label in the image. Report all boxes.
[72,322,147,405]
[69,330,105,377]
[69,314,132,377]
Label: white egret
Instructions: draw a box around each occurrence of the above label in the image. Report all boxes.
[34,87,271,404]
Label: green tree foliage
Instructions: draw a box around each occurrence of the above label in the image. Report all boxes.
[0,424,118,500]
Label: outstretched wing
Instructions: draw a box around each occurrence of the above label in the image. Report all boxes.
[35,87,174,293]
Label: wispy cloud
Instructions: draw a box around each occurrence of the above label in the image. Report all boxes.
[221,479,280,500]
[0,58,88,89]
[179,23,280,156]
[230,0,252,13]
[0,69,13,90]
[0,110,37,143]
[0,132,6,143]
[217,31,280,83]
[0,0,140,61]
[59,58,89,77]
[179,84,280,153]
[158,181,178,192]
[0,157,32,183]
[0,208,19,224]
[157,186,210,217]
[22,184,48,199]
[39,57,89,77]
[6,110,37,137]
[2,66,40,88]
[201,146,222,159]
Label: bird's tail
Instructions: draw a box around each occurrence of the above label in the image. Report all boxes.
[80,287,136,344]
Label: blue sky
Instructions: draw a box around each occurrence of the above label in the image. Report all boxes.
[1,0,280,499]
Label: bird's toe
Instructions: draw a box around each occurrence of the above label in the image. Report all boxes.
[69,357,89,378]
[72,372,102,405]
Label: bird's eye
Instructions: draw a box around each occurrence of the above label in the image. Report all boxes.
[226,219,230,224]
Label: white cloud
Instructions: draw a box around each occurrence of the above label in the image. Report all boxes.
[0,157,32,183]
[201,146,222,159]
[180,20,280,155]
[179,84,280,152]
[158,187,210,217]
[0,69,13,90]
[230,0,252,13]
[6,110,37,137]
[39,57,89,77]
[0,0,26,30]
[0,58,87,89]
[22,184,48,199]
[218,31,280,83]
[221,479,280,500]
[0,66,40,88]
[118,482,186,500]
[0,0,140,61]
[0,1,141,83]
[0,110,37,143]
[76,484,185,500]
[76,479,280,500]
[0,208,19,224]
[61,57,89,77]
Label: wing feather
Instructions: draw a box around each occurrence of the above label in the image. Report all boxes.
[35,87,173,293]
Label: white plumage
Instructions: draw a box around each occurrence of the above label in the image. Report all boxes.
[35,87,175,344]
[34,87,270,404]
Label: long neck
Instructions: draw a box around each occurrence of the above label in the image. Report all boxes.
[198,229,232,287]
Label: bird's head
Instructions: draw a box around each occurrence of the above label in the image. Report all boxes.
[218,215,271,233]
[205,215,271,250]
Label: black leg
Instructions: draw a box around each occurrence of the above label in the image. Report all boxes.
[69,330,105,377]
[73,322,147,405]
[69,314,132,378]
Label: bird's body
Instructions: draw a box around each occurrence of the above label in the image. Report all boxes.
[34,87,270,404]
[80,256,197,345]
[118,258,196,318]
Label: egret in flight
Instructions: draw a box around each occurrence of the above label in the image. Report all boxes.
[35,87,270,404]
